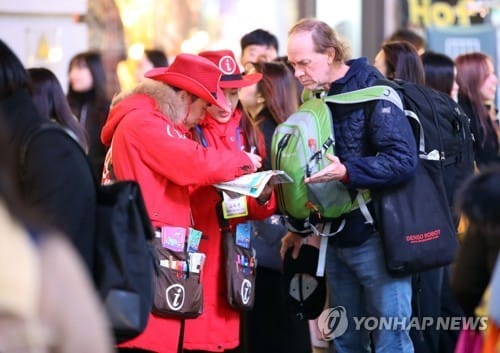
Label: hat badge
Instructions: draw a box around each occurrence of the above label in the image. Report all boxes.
[218,55,237,75]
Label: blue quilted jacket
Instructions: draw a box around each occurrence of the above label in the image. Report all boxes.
[288,58,418,246]
[327,58,418,189]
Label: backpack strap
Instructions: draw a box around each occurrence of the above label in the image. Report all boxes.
[356,192,375,225]
[324,85,404,111]
[311,191,375,277]
[324,85,428,156]
[313,221,343,277]
[405,111,427,158]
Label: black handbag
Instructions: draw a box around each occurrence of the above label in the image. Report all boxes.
[151,238,203,319]
[94,181,156,343]
[215,199,257,310]
[222,230,256,310]
[372,159,458,277]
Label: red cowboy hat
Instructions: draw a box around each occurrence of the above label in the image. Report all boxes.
[198,50,262,89]
[144,53,230,112]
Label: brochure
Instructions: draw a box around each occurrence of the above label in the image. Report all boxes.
[214,170,293,198]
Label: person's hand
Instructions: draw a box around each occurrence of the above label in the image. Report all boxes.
[256,183,273,205]
[304,153,346,184]
[244,152,262,171]
[280,231,305,260]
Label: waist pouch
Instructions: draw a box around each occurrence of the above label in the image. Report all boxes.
[222,230,256,310]
[152,238,203,319]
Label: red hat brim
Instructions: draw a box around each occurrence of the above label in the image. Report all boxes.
[219,72,262,89]
[145,70,230,112]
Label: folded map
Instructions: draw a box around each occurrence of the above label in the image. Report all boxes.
[214,170,293,198]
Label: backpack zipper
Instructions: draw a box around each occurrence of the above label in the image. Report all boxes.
[275,133,292,212]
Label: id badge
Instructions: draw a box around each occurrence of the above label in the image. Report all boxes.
[221,193,248,219]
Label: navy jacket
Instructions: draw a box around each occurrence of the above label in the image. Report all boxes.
[328,58,417,189]
[297,58,418,247]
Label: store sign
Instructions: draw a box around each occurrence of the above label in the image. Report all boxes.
[408,0,473,26]
[426,24,496,57]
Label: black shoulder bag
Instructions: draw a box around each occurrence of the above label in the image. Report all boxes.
[217,202,257,310]
[21,123,156,343]
[328,85,459,277]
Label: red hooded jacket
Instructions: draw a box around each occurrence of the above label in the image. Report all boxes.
[100,82,255,352]
[183,109,276,351]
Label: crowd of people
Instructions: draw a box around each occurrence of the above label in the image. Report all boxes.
[0,16,499,353]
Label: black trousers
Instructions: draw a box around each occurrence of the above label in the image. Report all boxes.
[410,266,463,353]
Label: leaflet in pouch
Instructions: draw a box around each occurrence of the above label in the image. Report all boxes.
[214,170,293,198]
[161,226,186,252]
[235,222,252,249]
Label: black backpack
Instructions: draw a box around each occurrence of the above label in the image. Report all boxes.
[20,122,156,343]
[328,79,474,215]
[378,79,475,215]
[326,82,473,275]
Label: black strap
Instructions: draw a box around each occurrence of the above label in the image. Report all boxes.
[216,199,231,232]
[177,319,185,353]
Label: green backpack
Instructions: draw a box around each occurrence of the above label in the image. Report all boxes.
[271,86,400,226]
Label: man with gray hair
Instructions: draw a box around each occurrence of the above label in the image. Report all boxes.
[281,18,418,353]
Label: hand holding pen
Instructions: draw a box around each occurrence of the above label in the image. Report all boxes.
[244,145,261,171]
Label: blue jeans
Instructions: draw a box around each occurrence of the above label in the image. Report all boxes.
[325,235,414,353]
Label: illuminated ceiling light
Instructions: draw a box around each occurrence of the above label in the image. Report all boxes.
[180,30,211,53]
[48,47,63,62]
[128,43,145,60]
[121,8,140,27]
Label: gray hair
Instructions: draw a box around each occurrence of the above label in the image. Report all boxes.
[289,18,348,63]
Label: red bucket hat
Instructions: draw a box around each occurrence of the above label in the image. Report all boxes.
[198,50,262,89]
[144,53,230,112]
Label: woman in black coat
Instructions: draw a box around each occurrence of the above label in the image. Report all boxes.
[455,52,500,169]
[67,51,110,181]
[0,39,96,274]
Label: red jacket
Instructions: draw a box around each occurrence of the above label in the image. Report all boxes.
[100,83,255,353]
[183,110,276,351]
